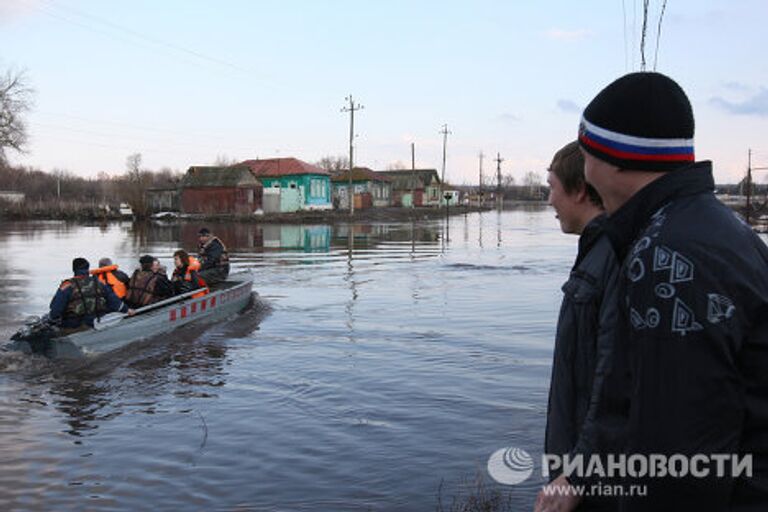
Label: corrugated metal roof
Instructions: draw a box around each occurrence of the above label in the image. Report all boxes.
[237,157,330,178]
[182,166,261,188]
[330,167,392,183]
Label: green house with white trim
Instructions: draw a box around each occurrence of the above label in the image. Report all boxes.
[237,158,332,213]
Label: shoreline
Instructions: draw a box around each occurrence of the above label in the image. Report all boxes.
[0,203,550,224]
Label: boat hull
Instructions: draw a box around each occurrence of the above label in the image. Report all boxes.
[13,273,254,359]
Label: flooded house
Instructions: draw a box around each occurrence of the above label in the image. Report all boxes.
[180,166,263,215]
[146,183,180,213]
[331,167,392,209]
[377,169,441,207]
[237,157,332,213]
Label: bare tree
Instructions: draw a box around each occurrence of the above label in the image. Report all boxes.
[213,154,238,167]
[124,152,152,218]
[315,155,349,175]
[0,69,34,162]
[523,171,544,200]
[523,171,542,187]
[502,174,516,188]
[386,161,407,170]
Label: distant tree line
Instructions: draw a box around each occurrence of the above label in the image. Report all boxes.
[0,154,181,218]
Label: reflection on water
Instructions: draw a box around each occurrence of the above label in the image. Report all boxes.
[0,209,574,510]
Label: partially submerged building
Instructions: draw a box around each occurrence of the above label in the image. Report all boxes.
[377,169,441,207]
[146,183,180,213]
[237,158,332,213]
[180,166,263,215]
[331,167,392,209]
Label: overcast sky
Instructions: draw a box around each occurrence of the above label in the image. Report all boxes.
[2,0,768,184]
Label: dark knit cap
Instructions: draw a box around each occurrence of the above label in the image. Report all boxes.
[72,257,89,273]
[198,227,211,236]
[578,72,695,172]
[139,255,154,270]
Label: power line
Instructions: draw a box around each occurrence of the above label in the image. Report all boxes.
[632,0,638,70]
[654,0,669,70]
[31,121,262,155]
[30,0,263,78]
[640,0,650,70]
[35,110,269,148]
[622,0,629,72]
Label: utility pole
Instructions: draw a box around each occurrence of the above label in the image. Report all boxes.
[747,148,752,225]
[341,95,363,215]
[495,152,504,208]
[478,151,485,208]
[410,142,416,208]
[439,124,451,205]
[746,147,768,226]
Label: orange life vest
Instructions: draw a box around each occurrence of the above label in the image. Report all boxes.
[90,264,127,299]
[174,257,208,299]
[188,256,201,271]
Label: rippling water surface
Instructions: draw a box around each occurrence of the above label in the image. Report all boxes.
[0,208,579,510]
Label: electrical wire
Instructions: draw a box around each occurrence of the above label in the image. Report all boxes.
[622,0,629,72]
[654,0,669,70]
[640,0,650,70]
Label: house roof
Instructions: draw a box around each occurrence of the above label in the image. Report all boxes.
[330,167,392,183]
[376,169,441,190]
[182,166,261,188]
[237,157,329,178]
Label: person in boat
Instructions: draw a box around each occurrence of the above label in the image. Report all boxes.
[536,142,620,512]
[171,249,209,298]
[49,257,134,329]
[125,254,174,308]
[197,227,229,286]
[151,257,168,279]
[90,257,130,299]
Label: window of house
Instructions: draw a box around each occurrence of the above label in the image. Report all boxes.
[312,179,326,197]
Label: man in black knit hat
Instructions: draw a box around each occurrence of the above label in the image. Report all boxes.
[568,72,768,511]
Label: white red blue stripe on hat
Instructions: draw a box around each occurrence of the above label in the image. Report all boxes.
[579,117,694,162]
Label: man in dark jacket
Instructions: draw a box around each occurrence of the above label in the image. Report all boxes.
[536,141,621,512]
[125,255,174,308]
[197,227,229,286]
[49,257,133,329]
[577,72,768,510]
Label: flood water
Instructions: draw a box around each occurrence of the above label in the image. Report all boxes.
[0,208,585,510]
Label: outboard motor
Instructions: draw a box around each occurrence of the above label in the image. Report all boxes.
[8,315,60,354]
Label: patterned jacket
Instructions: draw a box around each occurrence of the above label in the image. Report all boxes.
[602,162,768,510]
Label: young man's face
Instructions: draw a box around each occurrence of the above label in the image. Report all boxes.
[547,171,583,235]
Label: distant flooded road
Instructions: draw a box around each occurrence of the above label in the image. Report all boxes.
[0,208,591,510]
